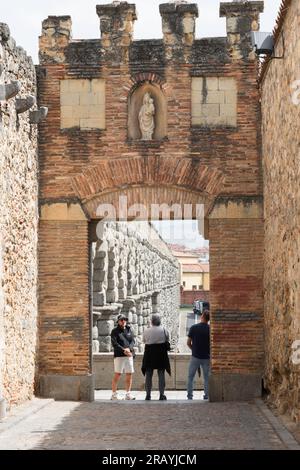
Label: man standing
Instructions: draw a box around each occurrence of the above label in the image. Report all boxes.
[187,310,210,400]
[142,314,171,401]
[110,313,136,401]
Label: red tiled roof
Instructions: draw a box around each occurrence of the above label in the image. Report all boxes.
[168,243,209,257]
[168,243,187,252]
[200,263,210,273]
[192,247,209,254]
[273,0,292,44]
[173,251,199,258]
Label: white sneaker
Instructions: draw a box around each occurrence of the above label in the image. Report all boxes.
[125,393,136,400]
[111,392,122,401]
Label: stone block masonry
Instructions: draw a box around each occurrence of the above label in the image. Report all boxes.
[60,78,105,129]
[261,0,300,422]
[0,24,38,415]
[192,77,237,126]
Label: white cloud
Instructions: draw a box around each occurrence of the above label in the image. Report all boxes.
[0,0,282,63]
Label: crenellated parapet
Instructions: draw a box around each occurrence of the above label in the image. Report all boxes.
[96,2,137,62]
[39,16,72,64]
[220,1,264,60]
[159,2,198,61]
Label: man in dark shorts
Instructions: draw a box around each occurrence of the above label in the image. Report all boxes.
[186,310,210,400]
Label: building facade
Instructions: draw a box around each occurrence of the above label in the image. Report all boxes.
[261,0,300,422]
[169,244,209,306]
[37,1,265,402]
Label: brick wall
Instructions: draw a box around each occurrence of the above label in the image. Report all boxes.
[38,218,90,377]
[261,0,300,421]
[37,14,263,204]
[209,214,264,376]
[181,290,210,307]
[37,2,265,401]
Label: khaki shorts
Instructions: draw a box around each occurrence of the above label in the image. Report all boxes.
[114,356,134,374]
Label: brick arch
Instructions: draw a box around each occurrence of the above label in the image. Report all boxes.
[122,72,172,99]
[83,185,215,219]
[71,156,226,217]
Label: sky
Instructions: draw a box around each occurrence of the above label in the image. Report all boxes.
[152,220,208,249]
[0,0,282,64]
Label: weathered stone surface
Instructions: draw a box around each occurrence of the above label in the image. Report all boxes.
[15,95,36,113]
[92,340,100,354]
[39,16,72,64]
[98,337,111,353]
[39,374,94,402]
[0,80,21,100]
[220,1,264,61]
[0,33,38,410]
[60,79,105,130]
[97,320,114,337]
[0,23,10,42]
[192,76,237,127]
[29,107,48,124]
[93,291,106,306]
[96,2,137,62]
[92,221,180,352]
[160,2,198,51]
[92,326,98,340]
[261,0,300,423]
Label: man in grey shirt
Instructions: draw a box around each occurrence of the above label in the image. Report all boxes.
[142,314,171,401]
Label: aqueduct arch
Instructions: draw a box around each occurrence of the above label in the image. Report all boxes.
[38,1,265,401]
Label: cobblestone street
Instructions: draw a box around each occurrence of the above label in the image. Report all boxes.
[0,395,299,450]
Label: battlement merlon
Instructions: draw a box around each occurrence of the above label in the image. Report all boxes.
[159,3,199,47]
[220,1,264,33]
[96,3,137,48]
[39,16,72,64]
[220,1,264,60]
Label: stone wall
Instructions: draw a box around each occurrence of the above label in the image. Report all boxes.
[0,24,39,414]
[92,222,180,354]
[261,0,300,422]
[93,353,203,391]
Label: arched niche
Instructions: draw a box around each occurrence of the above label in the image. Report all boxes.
[128,82,167,141]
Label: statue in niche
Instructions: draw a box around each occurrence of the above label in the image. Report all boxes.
[139,92,155,140]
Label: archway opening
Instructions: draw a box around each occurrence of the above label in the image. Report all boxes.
[90,210,210,401]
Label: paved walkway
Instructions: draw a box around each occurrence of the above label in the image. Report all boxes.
[0,393,299,450]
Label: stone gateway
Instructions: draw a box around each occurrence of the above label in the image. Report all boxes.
[37,0,265,403]
[0,1,299,424]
